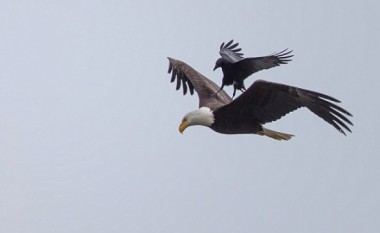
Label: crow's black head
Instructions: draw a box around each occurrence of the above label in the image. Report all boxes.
[213,58,224,71]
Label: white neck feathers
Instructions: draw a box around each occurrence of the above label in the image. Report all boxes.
[185,107,215,127]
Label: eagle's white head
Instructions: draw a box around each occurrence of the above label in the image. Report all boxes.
[179,107,215,133]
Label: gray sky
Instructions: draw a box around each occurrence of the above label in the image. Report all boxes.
[1,0,379,233]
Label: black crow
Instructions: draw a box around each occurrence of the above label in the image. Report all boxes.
[213,40,293,97]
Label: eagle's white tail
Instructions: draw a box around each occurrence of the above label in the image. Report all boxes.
[258,127,294,141]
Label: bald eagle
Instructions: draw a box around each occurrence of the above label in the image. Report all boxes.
[167,57,352,140]
[213,40,293,97]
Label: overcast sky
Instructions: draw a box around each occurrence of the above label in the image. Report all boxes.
[1,1,379,233]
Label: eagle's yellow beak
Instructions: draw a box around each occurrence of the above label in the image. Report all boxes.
[179,119,189,134]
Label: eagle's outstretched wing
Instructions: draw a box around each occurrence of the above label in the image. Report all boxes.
[217,79,353,135]
[167,57,232,109]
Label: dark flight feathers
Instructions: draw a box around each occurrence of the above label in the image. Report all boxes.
[217,80,353,135]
